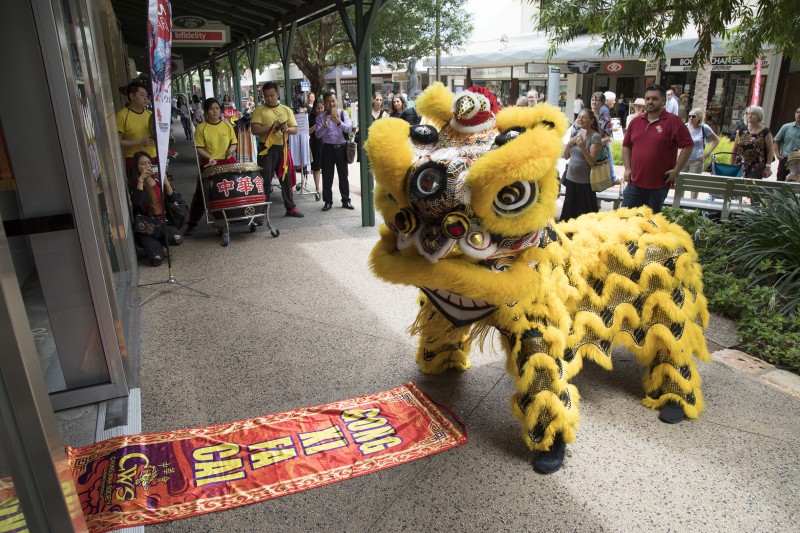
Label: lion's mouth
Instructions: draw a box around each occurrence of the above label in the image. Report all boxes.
[420,287,497,327]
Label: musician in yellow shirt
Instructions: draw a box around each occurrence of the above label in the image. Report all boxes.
[186,98,238,234]
[116,82,156,176]
[250,82,303,218]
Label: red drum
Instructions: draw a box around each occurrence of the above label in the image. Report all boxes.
[203,162,267,217]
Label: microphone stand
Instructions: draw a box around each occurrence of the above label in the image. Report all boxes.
[137,146,208,307]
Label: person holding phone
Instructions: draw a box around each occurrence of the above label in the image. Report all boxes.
[560,109,605,221]
[315,92,353,211]
[129,151,182,266]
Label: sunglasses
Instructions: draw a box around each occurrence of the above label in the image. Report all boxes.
[689,115,697,118]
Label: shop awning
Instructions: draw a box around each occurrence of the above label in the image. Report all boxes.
[110,0,355,72]
[432,33,774,67]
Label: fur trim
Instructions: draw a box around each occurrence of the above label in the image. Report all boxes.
[414,82,455,126]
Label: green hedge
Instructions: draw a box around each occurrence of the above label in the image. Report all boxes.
[662,196,800,373]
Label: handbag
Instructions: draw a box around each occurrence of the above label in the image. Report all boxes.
[165,191,189,229]
[133,214,164,238]
[590,158,613,192]
[346,139,357,164]
[341,111,357,164]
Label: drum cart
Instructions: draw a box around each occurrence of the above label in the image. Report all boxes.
[196,117,279,246]
[199,162,279,246]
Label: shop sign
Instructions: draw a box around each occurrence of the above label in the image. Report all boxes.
[174,16,206,28]
[427,67,468,77]
[605,62,624,73]
[664,56,770,72]
[300,81,310,92]
[392,72,409,82]
[172,18,229,47]
[566,60,601,74]
[470,67,512,80]
[644,59,659,75]
[515,66,547,80]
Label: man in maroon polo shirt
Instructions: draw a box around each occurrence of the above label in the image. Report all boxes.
[622,84,693,213]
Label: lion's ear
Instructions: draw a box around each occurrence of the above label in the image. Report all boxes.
[414,82,454,128]
[365,118,413,209]
[496,103,568,138]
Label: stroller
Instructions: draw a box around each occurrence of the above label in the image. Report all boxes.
[709,152,745,205]
[710,152,744,178]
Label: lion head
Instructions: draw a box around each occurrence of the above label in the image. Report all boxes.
[366,83,569,327]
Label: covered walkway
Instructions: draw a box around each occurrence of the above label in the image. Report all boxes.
[58,124,800,532]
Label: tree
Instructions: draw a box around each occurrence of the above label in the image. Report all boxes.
[291,14,353,96]
[534,0,800,67]
[284,1,473,98]
[371,0,473,92]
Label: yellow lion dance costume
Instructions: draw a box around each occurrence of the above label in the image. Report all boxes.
[365,83,710,473]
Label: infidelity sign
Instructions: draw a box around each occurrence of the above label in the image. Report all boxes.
[172,16,229,46]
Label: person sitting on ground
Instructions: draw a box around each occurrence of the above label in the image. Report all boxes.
[185,98,238,235]
[129,151,182,266]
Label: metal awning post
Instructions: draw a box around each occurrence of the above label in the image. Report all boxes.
[246,39,259,95]
[228,50,243,109]
[275,22,297,105]
[197,67,206,100]
[338,0,383,227]
[208,60,219,99]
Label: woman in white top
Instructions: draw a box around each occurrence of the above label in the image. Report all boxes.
[683,107,720,199]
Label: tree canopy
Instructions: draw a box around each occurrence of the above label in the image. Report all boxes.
[534,0,800,67]
[266,0,474,96]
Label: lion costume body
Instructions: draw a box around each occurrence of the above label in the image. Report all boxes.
[364,84,709,472]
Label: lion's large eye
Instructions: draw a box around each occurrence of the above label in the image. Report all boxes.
[414,167,446,197]
[493,181,537,215]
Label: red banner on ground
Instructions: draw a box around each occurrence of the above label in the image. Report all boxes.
[61,383,464,532]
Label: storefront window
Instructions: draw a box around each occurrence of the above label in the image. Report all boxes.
[706,72,753,138]
[474,80,511,106]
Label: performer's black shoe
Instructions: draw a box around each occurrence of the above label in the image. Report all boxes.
[533,434,565,474]
[659,401,685,424]
[184,224,196,236]
[342,200,354,210]
[322,202,332,211]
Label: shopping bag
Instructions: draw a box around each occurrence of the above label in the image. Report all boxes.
[590,159,613,192]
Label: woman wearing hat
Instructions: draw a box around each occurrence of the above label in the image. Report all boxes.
[631,97,645,120]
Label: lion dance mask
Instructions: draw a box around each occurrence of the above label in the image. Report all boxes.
[365,83,710,473]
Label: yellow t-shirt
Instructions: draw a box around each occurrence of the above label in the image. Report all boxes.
[195,120,238,160]
[116,107,156,159]
[251,104,296,146]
